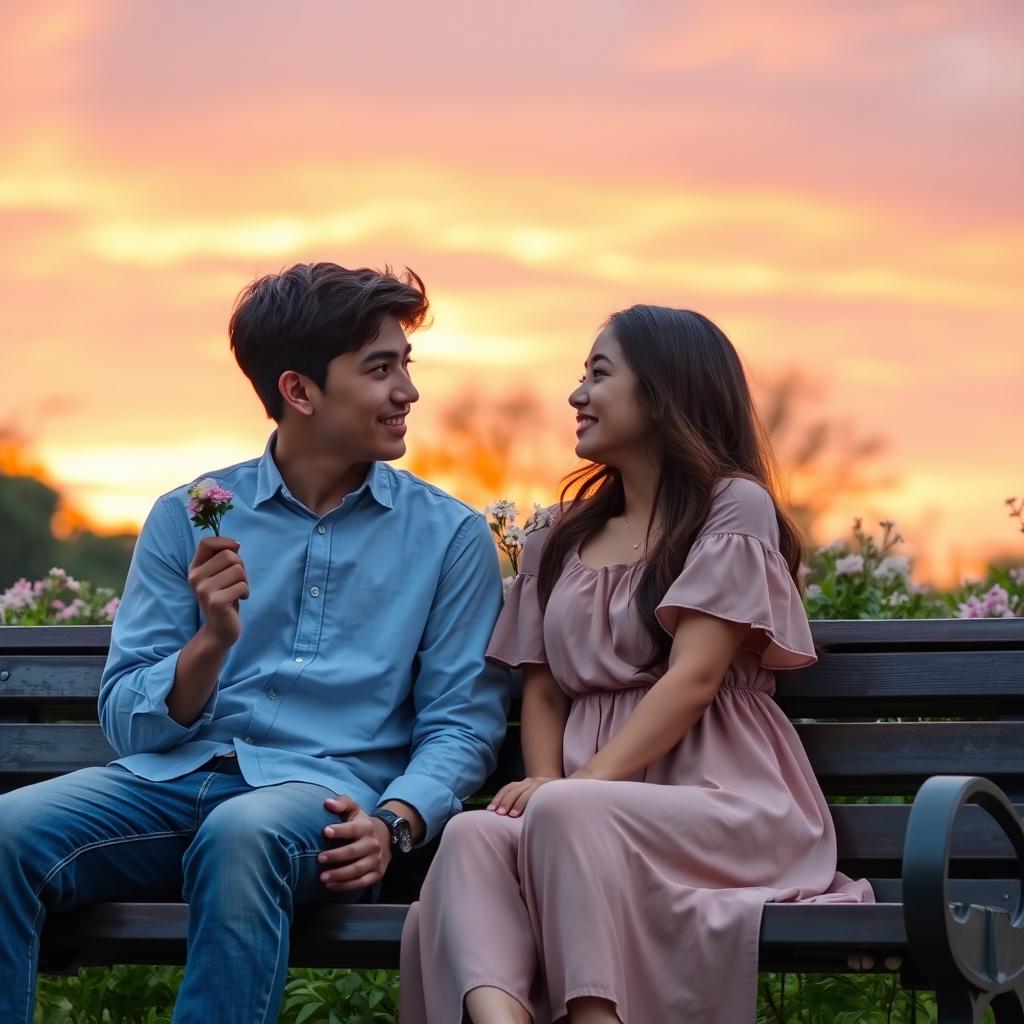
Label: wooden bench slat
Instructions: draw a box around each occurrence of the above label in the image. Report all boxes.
[0,724,115,774]
[0,656,106,701]
[798,722,1024,784]
[9,721,1024,798]
[39,883,1020,972]
[776,651,1024,698]
[0,625,113,653]
[4,620,1024,657]
[809,619,1024,650]
[6,650,1024,707]
[44,902,912,971]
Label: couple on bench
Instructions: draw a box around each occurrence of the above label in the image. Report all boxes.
[0,262,870,1024]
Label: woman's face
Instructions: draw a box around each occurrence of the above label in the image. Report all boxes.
[569,328,654,465]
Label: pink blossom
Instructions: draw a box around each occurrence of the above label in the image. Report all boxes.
[103,597,121,621]
[835,554,864,576]
[957,596,985,619]
[57,599,86,621]
[186,478,235,536]
[50,599,65,611]
[982,585,1011,617]
[1010,567,1024,586]
[1,579,35,611]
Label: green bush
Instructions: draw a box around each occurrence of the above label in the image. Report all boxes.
[33,966,397,1024]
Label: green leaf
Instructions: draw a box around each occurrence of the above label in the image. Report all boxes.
[295,1003,321,1024]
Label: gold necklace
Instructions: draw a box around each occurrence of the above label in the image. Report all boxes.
[623,516,642,552]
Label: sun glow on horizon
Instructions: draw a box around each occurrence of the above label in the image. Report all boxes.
[1,0,1022,590]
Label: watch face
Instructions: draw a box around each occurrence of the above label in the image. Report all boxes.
[394,819,414,854]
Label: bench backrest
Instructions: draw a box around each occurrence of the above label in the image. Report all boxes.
[3,620,1024,894]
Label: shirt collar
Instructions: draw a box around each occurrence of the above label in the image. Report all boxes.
[253,432,394,512]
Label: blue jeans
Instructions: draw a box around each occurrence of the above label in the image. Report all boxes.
[0,759,368,1024]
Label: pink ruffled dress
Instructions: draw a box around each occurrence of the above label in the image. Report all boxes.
[400,478,872,1023]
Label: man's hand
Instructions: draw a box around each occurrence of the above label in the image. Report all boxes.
[319,796,392,892]
[188,537,248,648]
[487,776,559,817]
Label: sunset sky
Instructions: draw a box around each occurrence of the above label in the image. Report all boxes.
[2,0,1022,584]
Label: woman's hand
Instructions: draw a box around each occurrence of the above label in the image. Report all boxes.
[487,777,558,817]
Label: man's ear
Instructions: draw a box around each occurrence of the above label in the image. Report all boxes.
[278,370,317,418]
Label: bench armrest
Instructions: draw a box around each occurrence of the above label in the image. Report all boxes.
[903,775,1024,1013]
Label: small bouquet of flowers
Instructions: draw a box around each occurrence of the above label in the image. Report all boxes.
[187,479,235,536]
[484,500,552,580]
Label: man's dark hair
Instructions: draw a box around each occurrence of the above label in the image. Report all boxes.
[229,262,429,421]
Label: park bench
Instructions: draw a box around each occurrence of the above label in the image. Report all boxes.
[3,619,1024,1022]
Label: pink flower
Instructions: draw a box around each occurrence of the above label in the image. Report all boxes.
[1010,567,1024,586]
[957,596,985,619]
[186,478,235,536]
[56,599,86,621]
[103,597,120,621]
[982,585,1011,617]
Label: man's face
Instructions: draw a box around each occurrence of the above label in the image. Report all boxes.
[307,315,420,462]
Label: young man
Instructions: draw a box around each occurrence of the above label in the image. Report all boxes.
[0,263,510,1024]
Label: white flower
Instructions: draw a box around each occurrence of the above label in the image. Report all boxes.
[501,575,515,600]
[485,500,518,521]
[805,584,823,599]
[823,539,847,555]
[873,555,910,579]
[526,503,552,531]
[505,526,527,545]
[886,592,910,607]
[835,554,865,576]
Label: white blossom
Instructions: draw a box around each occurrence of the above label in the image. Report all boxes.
[485,500,518,521]
[835,554,865,576]
[873,555,910,579]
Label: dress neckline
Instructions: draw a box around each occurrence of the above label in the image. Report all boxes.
[572,546,645,574]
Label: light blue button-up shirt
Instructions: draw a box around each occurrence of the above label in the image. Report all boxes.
[98,435,510,842]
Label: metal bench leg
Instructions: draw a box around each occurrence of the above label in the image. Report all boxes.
[934,988,987,1024]
[992,989,1024,1023]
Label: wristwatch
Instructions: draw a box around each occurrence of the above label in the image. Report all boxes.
[369,808,414,854]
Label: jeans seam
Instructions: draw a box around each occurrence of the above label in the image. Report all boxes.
[192,770,220,832]
[23,902,46,1024]
[252,855,294,1024]
[37,829,191,891]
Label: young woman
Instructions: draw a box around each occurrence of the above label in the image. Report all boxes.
[399,306,872,1024]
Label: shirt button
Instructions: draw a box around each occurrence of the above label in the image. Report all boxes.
[310,586,320,597]
[243,736,254,744]
[295,657,304,664]
[317,525,326,535]
[268,688,279,700]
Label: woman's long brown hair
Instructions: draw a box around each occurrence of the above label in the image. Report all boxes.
[537,305,803,667]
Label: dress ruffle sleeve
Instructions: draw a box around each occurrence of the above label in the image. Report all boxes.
[655,479,817,670]
[486,522,550,667]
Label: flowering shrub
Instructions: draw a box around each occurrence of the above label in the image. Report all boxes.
[802,519,944,620]
[0,567,119,625]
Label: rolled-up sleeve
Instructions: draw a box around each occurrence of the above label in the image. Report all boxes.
[378,514,511,842]
[98,496,213,756]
